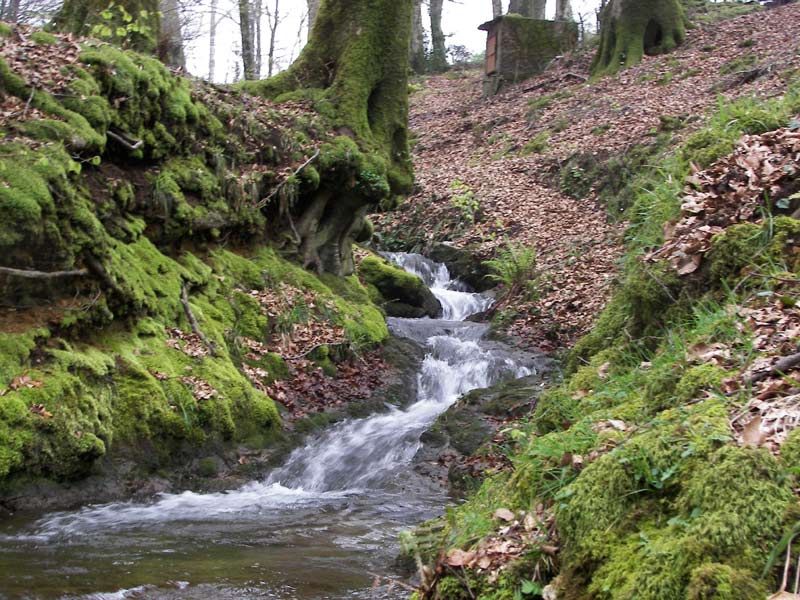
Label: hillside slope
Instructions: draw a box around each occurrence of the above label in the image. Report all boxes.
[384,2,800,349]
[397,4,800,600]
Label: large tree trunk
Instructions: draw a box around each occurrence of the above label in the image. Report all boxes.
[492,0,502,18]
[53,0,161,54]
[159,0,185,68]
[429,0,448,73]
[555,0,572,20]
[307,0,320,35]
[241,0,414,276]
[591,0,685,76]
[410,0,426,73]
[508,0,546,18]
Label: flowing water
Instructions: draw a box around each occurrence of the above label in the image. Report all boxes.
[0,254,542,600]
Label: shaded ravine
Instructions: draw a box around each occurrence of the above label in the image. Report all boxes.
[0,255,546,600]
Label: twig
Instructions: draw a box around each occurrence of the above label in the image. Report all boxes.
[365,572,417,593]
[255,150,320,209]
[180,284,217,357]
[283,340,349,361]
[106,129,144,151]
[0,266,88,279]
[747,352,800,385]
[22,88,34,119]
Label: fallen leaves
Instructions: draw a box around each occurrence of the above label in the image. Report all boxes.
[646,123,800,275]
[29,403,53,419]
[440,505,557,583]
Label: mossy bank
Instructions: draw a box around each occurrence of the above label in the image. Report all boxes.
[0,26,410,509]
[403,75,800,599]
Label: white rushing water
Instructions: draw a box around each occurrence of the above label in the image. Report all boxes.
[2,253,540,599]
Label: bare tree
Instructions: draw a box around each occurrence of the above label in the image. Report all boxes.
[410,0,426,73]
[264,0,281,77]
[208,0,219,80]
[238,0,257,79]
[429,0,447,72]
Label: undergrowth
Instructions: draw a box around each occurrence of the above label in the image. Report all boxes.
[405,79,800,600]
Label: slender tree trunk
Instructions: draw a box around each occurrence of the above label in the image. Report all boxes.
[158,0,185,68]
[410,0,426,73]
[208,0,218,80]
[429,0,448,73]
[492,0,502,18]
[555,0,572,20]
[255,0,263,78]
[306,0,319,35]
[267,0,279,77]
[239,0,256,80]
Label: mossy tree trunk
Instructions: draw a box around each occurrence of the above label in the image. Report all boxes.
[492,0,502,18]
[238,0,257,79]
[53,0,161,55]
[241,0,414,276]
[508,0,546,19]
[159,0,185,68]
[428,0,448,73]
[591,0,685,77]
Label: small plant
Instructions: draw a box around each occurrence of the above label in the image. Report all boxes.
[521,131,550,155]
[485,242,539,301]
[449,179,480,223]
[90,2,154,49]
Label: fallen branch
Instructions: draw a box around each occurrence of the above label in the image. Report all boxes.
[106,129,144,151]
[748,352,800,385]
[22,88,34,119]
[256,150,320,210]
[180,284,217,357]
[0,266,88,279]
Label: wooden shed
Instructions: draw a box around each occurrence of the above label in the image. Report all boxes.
[479,15,579,96]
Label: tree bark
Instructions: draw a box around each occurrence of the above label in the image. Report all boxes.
[410,0,426,73]
[492,0,502,18]
[208,0,218,80]
[428,0,447,73]
[266,0,279,77]
[239,0,257,80]
[54,0,161,54]
[307,0,319,35]
[555,0,572,20]
[241,0,414,276]
[508,0,545,18]
[591,0,685,77]
[158,0,185,68]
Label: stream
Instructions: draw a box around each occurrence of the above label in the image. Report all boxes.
[0,254,542,600]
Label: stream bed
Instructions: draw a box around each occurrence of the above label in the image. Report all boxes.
[0,254,543,600]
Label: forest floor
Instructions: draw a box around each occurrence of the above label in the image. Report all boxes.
[382,2,800,351]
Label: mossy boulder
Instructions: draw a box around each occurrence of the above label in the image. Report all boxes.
[358,255,442,318]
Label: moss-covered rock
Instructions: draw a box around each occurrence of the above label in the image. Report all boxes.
[358,255,442,318]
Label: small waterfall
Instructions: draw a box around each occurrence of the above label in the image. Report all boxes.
[382,252,494,321]
[3,254,542,600]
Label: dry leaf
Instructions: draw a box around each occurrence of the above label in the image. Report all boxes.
[493,508,515,522]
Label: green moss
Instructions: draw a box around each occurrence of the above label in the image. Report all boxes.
[592,0,686,77]
[0,22,12,37]
[686,563,766,600]
[31,31,58,45]
[357,255,440,318]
